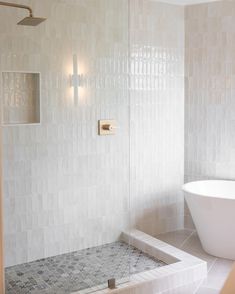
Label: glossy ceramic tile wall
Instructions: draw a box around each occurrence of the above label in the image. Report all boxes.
[185,0,235,228]
[1,0,130,267]
[2,72,40,125]
[130,0,185,236]
[1,0,185,267]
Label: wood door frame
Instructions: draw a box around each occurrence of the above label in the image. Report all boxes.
[0,125,5,293]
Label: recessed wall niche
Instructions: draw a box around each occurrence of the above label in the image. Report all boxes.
[1,72,40,125]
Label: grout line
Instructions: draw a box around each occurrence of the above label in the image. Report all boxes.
[179,230,206,294]
[158,229,219,294]
[207,258,218,273]
[193,277,205,294]
[180,230,195,248]
[193,285,201,294]
[192,251,218,294]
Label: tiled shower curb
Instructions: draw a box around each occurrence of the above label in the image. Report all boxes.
[75,230,207,294]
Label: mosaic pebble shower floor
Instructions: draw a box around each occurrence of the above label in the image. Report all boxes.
[5,241,166,294]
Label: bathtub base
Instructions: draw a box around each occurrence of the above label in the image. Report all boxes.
[184,180,235,261]
[186,193,235,260]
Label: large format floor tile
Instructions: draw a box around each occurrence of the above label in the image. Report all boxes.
[201,258,234,290]
[156,230,235,294]
[156,229,194,248]
[196,287,219,294]
[181,232,217,271]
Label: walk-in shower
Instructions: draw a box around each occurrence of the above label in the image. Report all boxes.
[0,1,46,26]
[0,0,209,293]
[0,0,157,293]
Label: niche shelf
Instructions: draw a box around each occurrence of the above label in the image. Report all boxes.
[1,71,40,125]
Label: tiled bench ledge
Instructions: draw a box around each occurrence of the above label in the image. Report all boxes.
[75,230,207,294]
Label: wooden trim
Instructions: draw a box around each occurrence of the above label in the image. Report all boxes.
[221,264,235,294]
[0,125,5,293]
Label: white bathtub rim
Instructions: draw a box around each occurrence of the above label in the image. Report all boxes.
[182,180,235,200]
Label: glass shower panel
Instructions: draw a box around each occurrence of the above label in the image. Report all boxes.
[1,0,130,293]
[66,0,131,292]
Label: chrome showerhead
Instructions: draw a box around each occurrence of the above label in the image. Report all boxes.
[17,16,46,26]
[0,1,46,26]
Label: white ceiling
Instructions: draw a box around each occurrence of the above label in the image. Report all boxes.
[154,0,221,5]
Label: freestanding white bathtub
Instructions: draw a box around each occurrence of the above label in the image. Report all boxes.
[183,180,235,260]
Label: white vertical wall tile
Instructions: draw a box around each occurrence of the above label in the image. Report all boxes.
[130,0,185,236]
[1,0,130,267]
[185,0,235,229]
[1,0,185,267]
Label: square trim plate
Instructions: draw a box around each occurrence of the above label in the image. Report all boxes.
[98,120,117,136]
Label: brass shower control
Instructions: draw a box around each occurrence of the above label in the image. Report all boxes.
[102,124,114,131]
[98,120,117,135]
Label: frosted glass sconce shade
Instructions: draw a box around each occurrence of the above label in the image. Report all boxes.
[70,54,82,105]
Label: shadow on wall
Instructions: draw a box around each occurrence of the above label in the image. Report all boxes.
[132,190,184,236]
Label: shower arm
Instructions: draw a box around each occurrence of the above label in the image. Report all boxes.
[0,1,33,17]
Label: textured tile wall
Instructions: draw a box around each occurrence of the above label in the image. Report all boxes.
[2,72,40,125]
[129,0,185,236]
[185,0,235,228]
[1,0,130,267]
[1,0,185,267]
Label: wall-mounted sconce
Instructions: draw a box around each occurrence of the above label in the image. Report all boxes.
[70,54,82,105]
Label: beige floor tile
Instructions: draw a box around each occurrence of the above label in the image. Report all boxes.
[196,287,220,294]
[181,232,217,271]
[156,229,194,248]
[202,258,234,290]
[181,232,203,251]
[156,230,234,293]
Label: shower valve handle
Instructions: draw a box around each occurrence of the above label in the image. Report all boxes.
[98,120,118,136]
[102,124,118,131]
